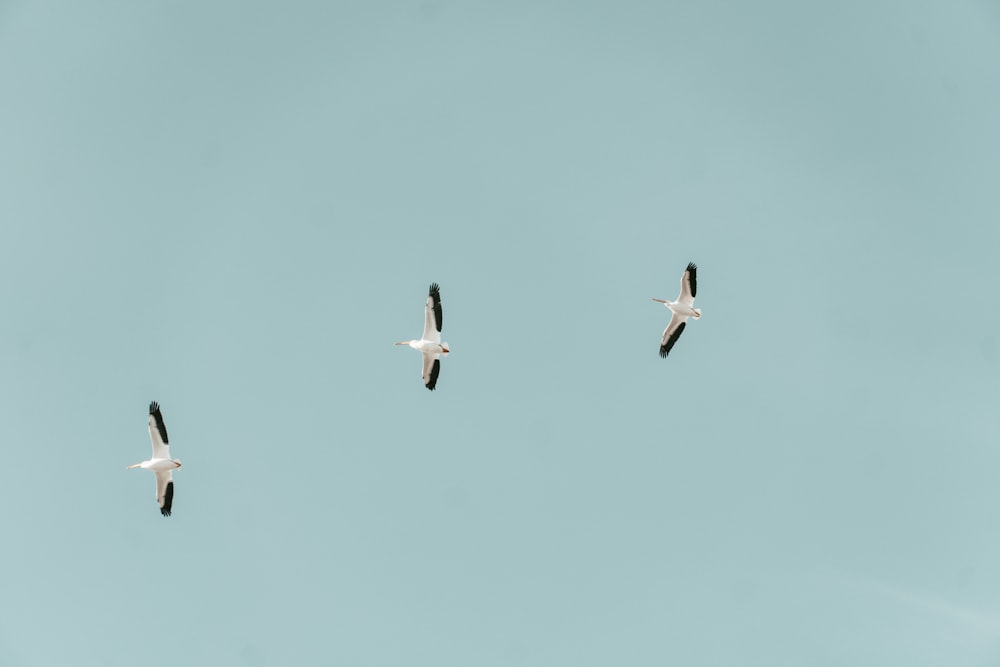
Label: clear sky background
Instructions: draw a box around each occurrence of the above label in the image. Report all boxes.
[1,1,999,665]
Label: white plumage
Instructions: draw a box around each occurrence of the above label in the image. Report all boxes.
[395,283,450,390]
[127,401,182,516]
[652,262,702,358]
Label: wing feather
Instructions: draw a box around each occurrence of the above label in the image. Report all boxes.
[148,401,170,459]
[659,315,687,358]
[678,262,697,304]
[422,283,442,343]
[422,353,441,390]
[155,471,174,517]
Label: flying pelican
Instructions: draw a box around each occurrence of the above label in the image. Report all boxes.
[395,283,450,390]
[127,401,182,516]
[652,262,701,358]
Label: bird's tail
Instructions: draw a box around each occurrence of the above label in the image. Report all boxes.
[694,309,702,318]
[441,342,450,357]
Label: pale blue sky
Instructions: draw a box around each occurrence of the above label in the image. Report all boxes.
[1,1,999,665]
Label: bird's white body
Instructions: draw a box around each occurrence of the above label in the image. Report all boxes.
[132,457,181,472]
[659,299,701,319]
[405,339,449,355]
[652,262,701,358]
[396,283,450,390]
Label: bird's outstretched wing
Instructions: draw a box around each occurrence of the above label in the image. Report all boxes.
[422,353,441,390]
[148,401,170,459]
[155,470,174,517]
[422,283,442,343]
[678,262,697,305]
[659,315,687,358]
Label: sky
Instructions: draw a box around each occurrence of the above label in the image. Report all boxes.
[1,1,999,665]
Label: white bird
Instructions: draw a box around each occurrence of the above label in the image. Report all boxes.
[652,262,702,358]
[395,283,450,390]
[127,401,182,516]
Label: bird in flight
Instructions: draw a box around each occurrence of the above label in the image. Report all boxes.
[395,283,450,390]
[127,401,182,516]
[652,262,701,358]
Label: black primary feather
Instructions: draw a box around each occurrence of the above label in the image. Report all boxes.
[160,481,174,517]
[426,358,441,390]
[686,262,698,299]
[429,283,443,332]
[149,401,169,444]
[659,321,686,358]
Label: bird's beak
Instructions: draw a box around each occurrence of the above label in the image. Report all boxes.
[127,464,140,469]
[651,298,667,303]
[442,347,450,353]
[394,341,407,346]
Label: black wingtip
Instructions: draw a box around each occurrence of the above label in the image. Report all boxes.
[425,358,441,390]
[659,321,686,359]
[149,401,169,444]
[685,262,698,298]
[429,283,443,332]
[160,481,174,517]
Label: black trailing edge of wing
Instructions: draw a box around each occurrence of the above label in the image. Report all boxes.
[161,481,174,517]
[686,262,698,299]
[149,401,169,444]
[429,282,443,332]
[659,321,686,358]
[425,358,441,391]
